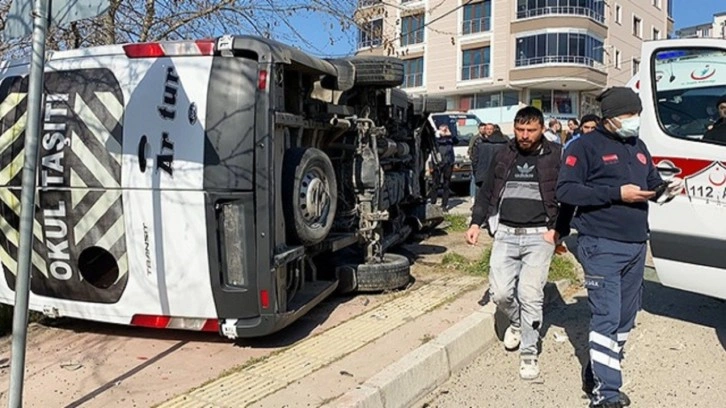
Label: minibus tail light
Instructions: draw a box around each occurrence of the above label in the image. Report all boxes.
[123,40,215,58]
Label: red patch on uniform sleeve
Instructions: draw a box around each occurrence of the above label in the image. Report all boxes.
[636,152,647,165]
[565,155,578,167]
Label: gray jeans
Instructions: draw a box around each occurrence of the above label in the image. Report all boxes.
[489,228,554,355]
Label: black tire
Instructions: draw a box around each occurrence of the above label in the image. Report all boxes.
[411,95,447,115]
[282,148,338,246]
[348,56,404,87]
[356,253,411,292]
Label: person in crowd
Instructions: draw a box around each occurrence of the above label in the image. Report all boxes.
[468,123,492,198]
[564,114,601,150]
[466,106,569,381]
[430,123,458,210]
[544,118,562,145]
[493,124,504,137]
[471,122,508,191]
[556,87,683,408]
[565,118,580,143]
[703,95,726,143]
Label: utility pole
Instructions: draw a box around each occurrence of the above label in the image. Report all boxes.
[2,1,110,405]
[6,1,50,406]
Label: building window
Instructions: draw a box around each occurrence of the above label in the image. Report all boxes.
[652,0,661,8]
[614,48,622,69]
[632,58,640,76]
[401,14,425,46]
[633,16,642,38]
[652,27,660,40]
[358,19,383,48]
[402,57,424,88]
[464,91,520,109]
[530,90,577,115]
[462,1,491,35]
[515,32,604,68]
[516,0,605,23]
[615,4,622,24]
[462,47,491,80]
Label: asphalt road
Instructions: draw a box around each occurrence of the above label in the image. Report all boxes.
[423,268,726,408]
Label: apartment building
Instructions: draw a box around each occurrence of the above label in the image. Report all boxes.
[355,0,673,128]
[676,11,726,39]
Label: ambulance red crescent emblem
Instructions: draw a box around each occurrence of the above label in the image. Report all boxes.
[637,153,647,165]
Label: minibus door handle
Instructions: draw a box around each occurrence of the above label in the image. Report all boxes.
[138,135,148,172]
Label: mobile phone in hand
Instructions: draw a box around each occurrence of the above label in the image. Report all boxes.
[653,180,670,197]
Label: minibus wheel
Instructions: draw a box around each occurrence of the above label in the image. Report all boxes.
[355,253,411,292]
[348,56,404,87]
[282,147,338,246]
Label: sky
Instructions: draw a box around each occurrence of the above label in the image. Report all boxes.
[288,0,726,58]
[672,0,724,29]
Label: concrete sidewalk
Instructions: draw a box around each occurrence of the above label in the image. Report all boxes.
[156,275,484,408]
[321,280,572,408]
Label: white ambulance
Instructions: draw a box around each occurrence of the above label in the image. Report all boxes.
[636,39,726,300]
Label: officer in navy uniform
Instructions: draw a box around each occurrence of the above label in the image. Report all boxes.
[556,87,683,408]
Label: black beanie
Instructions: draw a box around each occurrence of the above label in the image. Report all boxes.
[597,87,642,119]
[717,95,726,107]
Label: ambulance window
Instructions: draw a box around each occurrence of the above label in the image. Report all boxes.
[652,48,726,145]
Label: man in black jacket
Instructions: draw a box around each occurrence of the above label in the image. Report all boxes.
[703,95,726,144]
[430,123,458,209]
[471,123,509,188]
[465,106,568,380]
[557,87,683,408]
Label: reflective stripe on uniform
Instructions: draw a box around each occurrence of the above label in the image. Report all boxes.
[590,331,621,353]
[591,349,621,371]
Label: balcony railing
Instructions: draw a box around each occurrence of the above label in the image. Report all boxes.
[358,37,382,49]
[515,55,604,70]
[462,17,491,35]
[516,6,604,23]
[358,0,383,7]
[461,64,490,81]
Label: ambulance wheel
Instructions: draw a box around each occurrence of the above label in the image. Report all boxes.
[355,253,411,292]
[282,147,338,246]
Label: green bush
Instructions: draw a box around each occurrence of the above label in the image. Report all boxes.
[441,247,578,282]
[548,254,579,283]
[443,214,469,233]
[442,247,491,277]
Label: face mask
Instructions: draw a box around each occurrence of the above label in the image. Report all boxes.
[613,116,640,138]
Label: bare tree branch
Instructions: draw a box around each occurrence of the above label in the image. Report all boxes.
[0,0,360,59]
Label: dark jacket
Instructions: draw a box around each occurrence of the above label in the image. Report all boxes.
[471,132,509,184]
[471,138,568,236]
[703,120,726,144]
[435,131,459,165]
[556,126,663,243]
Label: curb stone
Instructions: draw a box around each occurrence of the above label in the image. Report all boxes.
[321,279,573,408]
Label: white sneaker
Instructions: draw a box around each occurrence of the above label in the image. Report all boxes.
[520,355,540,380]
[503,325,521,351]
